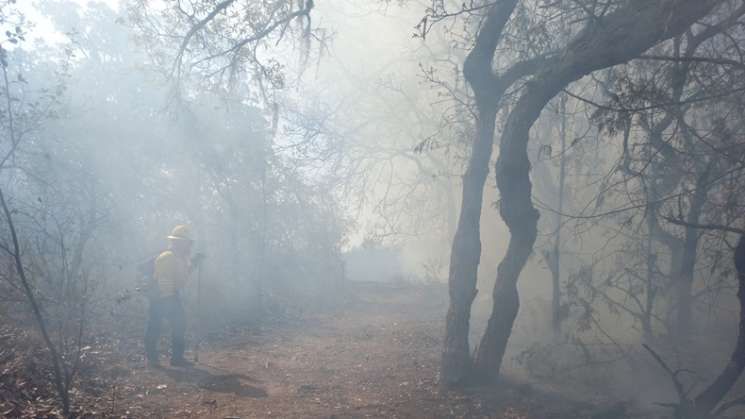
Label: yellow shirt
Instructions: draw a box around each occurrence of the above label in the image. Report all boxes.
[154,250,190,297]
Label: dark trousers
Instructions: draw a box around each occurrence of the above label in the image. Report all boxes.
[144,295,186,362]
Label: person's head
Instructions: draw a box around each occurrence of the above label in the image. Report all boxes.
[167,224,194,256]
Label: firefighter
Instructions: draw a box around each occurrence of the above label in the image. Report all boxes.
[144,225,204,367]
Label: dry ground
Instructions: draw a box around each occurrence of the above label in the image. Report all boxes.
[81,282,641,419]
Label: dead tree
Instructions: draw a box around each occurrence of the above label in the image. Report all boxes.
[0,27,96,416]
[0,188,71,416]
[0,57,72,414]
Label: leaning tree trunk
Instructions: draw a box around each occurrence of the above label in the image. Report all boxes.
[472,0,721,382]
[473,78,546,381]
[689,235,745,418]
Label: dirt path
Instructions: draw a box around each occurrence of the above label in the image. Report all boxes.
[103,283,599,419]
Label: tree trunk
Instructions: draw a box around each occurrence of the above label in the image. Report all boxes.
[551,94,568,335]
[473,79,547,382]
[441,108,497,387]
[472,0,720,383]
[674,163,711,341]
[644,170,658,341]
[440,0,520,389]
[691,235,745,417]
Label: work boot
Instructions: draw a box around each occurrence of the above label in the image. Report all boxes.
[170,357,193,367]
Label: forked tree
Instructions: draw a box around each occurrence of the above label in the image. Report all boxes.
[441,0,724,387]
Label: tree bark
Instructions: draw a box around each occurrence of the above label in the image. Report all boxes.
[442,108,497,386]
[472,0,721,383]
[674,163,711,341]
[644,162,659,341]
[473,79,545,381]
[441,0,519,388]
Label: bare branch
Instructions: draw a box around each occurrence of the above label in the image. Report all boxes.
[172,0,237,76]
[662,217,745,236]
[642,343,688,402]
[637,54,745,70]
